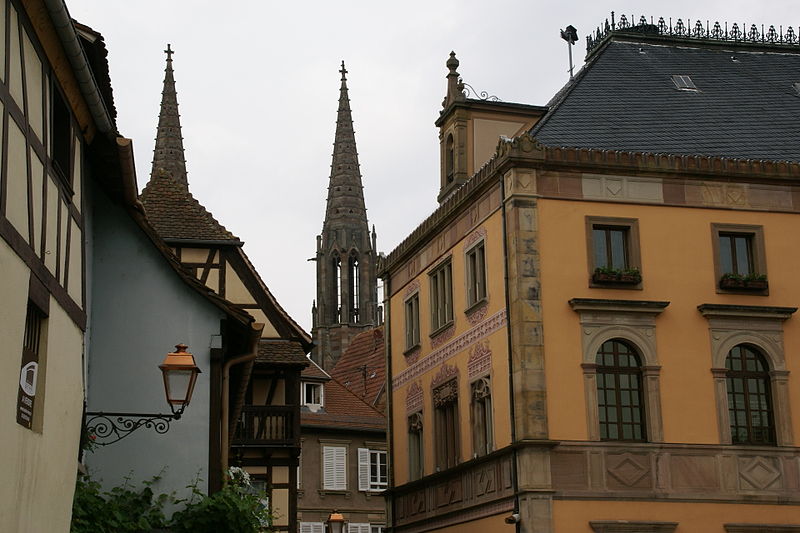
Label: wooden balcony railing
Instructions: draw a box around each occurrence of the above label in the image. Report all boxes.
[232,405,296,447]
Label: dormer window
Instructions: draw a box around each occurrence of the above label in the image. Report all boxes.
[302,382,323,411]
[672,74,698,91]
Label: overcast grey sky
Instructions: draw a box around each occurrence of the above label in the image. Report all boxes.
[67,1,798,332]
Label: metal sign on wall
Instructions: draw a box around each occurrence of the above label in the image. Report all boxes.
[16,304,43,429]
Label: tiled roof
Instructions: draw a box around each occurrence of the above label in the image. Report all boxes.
[139,173,239,242]
[256,339,309,366]
[301,378,386,432]
[302,358,330,380]
[532,38,800,161]
[330,326,385,413]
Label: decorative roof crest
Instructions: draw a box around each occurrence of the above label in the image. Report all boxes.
[586,12,800,55]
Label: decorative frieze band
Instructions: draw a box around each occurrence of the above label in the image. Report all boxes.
[393,309,507,390]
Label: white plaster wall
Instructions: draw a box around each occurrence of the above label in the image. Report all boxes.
[84,182,223,503]
[0,239,85,533]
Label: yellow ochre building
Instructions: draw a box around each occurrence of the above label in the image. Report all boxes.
[380,15,800,533]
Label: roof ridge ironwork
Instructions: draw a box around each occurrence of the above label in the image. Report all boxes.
[586,12,800,56]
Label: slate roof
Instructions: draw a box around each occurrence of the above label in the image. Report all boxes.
[256,339,310,366]
[140,173,239,242]
[330,326,385,413]
[532,38,800,161]
[300,378,386,432]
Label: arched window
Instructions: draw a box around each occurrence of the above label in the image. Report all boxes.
[726,345,775,445]
[596,339,646,441]
[332,254,342,323]
[349,254,360,323]
[445,134,454,183]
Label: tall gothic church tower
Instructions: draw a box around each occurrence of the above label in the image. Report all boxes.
[312,63,378,370]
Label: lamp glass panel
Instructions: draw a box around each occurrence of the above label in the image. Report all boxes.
[165,369,193,404]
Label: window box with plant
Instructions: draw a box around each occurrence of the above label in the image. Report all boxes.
[592,267,642,285]
[719,272,768,291]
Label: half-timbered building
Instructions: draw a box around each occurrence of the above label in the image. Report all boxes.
[139,47,312,532]
[0,1,115,529]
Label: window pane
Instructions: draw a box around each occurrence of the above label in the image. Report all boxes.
[719,235,733,274]
[593,229,607,267]
[610,230,626,269]
[734,236,751,275]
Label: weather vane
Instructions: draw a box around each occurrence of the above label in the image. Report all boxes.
[560,25,578,79]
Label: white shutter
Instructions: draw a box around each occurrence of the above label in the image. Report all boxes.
[334,446,347,489]
[358,447,370,491]
[349,524,370,533]
[323,445,347,490]
[323,446,335,489]
[301,523,324,533]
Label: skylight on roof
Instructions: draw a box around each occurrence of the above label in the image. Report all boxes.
[793,82,800,96]
[672,75,697,91]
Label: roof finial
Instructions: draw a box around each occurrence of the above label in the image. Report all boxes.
[340,60,348,82]
[443,51,465,108]
[165,43,174,61]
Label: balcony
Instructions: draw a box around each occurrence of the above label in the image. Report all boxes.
[232,405,297,447]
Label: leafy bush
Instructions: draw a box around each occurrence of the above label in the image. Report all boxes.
[171,468,272,533]
[71,468,272,533]
[71,474,169,533]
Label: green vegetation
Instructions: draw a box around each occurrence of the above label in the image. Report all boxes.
[71,467,272,533]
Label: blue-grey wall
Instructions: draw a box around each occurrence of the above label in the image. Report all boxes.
[85,182,223,502]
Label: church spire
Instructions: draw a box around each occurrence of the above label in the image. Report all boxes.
[323,61,367,231]
[312,62,378,370]
[151,44,188,187]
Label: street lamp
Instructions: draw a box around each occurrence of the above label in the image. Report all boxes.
[326,510,346,533]
[85,344,202,446]
[160,343,201,415]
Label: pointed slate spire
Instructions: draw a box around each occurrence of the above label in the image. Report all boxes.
[151,44,188,187]
[312,62,378,370]
[323,61,368,233]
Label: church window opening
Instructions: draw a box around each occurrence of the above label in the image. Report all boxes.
[350,254,360,323]
[333,255,342,323]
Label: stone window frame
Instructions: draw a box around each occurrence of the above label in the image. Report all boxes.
[432,376,460,471]
[470,375,494,458]
[585,216,643,290]
[404,290,421,352]
[710,223,768,295]
[569,298,669,442]
[590,521,678,532]
[464,237,487,312]
[429,258,454,335]
[698,304,796,446]
[407,411,424,481]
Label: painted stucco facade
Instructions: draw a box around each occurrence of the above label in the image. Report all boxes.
[83,179,227,498]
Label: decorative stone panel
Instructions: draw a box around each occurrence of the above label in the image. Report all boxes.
[467,342,491,379]
[550,441,800,504]
[393,450,515,532]
[406,382,423,414]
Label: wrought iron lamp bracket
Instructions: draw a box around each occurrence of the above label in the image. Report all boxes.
[85,407,185,446]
